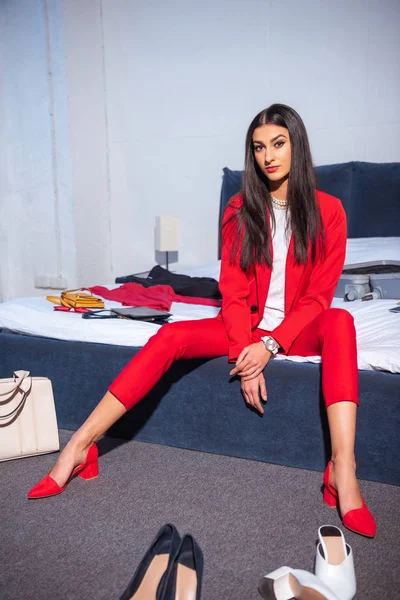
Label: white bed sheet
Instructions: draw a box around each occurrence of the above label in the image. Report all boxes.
[1,238,399,373]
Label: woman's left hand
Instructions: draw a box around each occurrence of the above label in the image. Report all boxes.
[230,342,272,380]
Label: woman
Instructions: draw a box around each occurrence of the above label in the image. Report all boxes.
[28,104,376,538]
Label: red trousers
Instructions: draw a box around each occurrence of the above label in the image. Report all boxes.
[109,308,359,410]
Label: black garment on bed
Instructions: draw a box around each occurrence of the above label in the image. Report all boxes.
[115,265,222,299]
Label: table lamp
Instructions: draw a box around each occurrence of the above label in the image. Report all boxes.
[155,216,179,270]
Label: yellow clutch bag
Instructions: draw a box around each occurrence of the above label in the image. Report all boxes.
[47,289,105,309]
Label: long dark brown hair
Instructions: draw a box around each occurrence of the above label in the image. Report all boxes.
[227,104,324,270]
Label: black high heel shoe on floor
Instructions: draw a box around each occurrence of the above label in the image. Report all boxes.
[160,534,203,600]
[120,523,181,600]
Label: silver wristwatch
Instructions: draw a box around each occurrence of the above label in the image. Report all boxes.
[260,336,279,356]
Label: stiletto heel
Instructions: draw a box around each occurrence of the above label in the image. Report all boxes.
[259,566,339,600]
[323,461,376,538]
[27,443,99,499]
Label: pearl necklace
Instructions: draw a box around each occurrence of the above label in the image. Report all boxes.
[271,194,288,210]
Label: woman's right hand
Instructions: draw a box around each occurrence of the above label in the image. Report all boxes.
[241,372,267,414]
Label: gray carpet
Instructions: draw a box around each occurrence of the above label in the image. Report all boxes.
[0,430,399,600]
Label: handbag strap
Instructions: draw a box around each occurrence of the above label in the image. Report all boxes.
[0,370,30,397]
[0,388,30,421]
[0,374,32,420]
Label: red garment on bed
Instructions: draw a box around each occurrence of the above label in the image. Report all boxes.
[90,284,222,311]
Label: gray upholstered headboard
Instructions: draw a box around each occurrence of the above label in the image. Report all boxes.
[218,161,400,257]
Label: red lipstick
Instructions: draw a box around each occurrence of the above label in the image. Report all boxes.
[266,166,279,173]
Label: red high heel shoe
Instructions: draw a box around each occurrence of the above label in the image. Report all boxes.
[27,443,99,499]
[323,461,376,538]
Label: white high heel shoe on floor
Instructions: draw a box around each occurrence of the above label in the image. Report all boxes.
[315,525,356,600]
[259,566,340,600]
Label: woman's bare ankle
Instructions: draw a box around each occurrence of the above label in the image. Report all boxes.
[329,455,363,512]
[331,455,356,472]
[69,430,96,453]
[50,433,94,485]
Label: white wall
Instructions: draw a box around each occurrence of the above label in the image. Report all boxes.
[0,0,74,302]
[1,0,399,301]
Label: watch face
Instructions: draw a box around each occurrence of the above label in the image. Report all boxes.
[262,337,278,354]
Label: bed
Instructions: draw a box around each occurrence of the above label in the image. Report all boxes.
[1,237,399,373]
[1,161,399,485]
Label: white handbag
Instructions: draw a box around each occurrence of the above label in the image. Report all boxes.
[0,370,60,461]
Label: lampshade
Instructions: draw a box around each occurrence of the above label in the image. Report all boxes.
[155,216,179,252]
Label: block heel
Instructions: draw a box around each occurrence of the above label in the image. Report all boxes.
[323,484,337,508]
[259,566,340,599]
[78,460,99,480]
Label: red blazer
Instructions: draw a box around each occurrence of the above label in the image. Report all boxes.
[218,190,347,362]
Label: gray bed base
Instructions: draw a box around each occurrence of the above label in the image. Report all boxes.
[0,331,398,486]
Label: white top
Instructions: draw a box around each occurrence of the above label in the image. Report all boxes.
[259,206,291,332]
